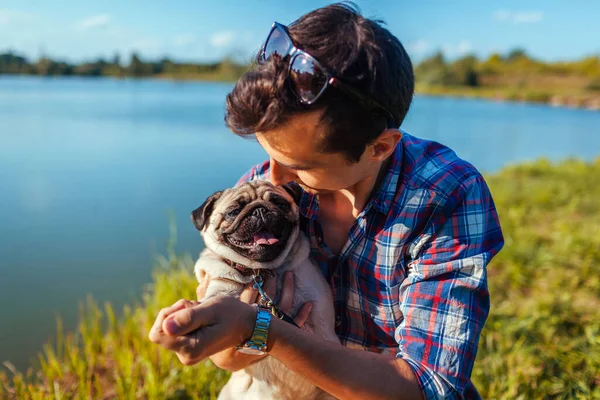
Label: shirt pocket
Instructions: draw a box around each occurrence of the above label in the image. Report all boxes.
[357,276,404,349]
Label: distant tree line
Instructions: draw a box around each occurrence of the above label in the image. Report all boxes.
[1,48,599,91]
[0,51,249,81]
[415,48,600,91]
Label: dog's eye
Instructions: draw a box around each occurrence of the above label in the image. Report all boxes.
[227,208,241,218]
[272,199,291,212]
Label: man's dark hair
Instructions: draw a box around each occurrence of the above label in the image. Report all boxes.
[225,2,414,163]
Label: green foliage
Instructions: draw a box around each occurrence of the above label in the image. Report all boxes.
[1,159,600,399]
[414,52,480,87]
[415,48,600,108]
[473,158,600,399]
[0,51,249,82]
[505,48,529,63]
[449,54,480,87]
[0,52,33,74]
[0,249,230,399]
[586,77,600,92]
[523,91,552,103]
[480,53,504,75]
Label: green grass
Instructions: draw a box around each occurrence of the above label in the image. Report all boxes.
[416,83,600,110]
[1,158,599,399]
[0,250,230,399]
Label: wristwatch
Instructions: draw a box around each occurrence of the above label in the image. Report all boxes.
[236,305,272,355]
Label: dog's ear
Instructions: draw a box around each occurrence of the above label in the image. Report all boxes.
[191,191,223,231]
[281,182,303,205]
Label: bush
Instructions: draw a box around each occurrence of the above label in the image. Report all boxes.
[523,91,552,103]
[586,77,600,91]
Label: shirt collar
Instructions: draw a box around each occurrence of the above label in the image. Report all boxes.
[297,134,404,219]
[370,134,403,215]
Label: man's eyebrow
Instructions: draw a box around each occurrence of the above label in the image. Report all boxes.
[275,160,317,171]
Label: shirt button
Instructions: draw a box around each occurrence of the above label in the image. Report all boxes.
[335,316,341,327]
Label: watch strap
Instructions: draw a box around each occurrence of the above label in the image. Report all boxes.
[237,306,271,353]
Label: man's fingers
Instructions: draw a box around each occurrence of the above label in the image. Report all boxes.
[239,284,258,304]
[162,301,214,336]
[150,326,207,366]
[294,303,313,327]
[150,299,193,337]
[161,299,194,319]
[278,271,294,313]
[263,273,277,300]
[149,327,190,350]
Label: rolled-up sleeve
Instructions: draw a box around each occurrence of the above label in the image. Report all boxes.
[395,174,504,399]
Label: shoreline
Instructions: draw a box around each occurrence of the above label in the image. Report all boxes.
[415,84,600,112]
[2,73,599,112]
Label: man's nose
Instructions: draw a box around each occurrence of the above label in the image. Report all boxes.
[269,158,297,186]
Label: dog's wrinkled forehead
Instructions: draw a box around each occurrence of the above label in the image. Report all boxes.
[192,180,299,233]
[227,181,294,205]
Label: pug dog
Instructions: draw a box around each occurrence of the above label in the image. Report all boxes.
[191,180,338,400]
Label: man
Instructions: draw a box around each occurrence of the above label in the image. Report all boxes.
[149,3,504,399]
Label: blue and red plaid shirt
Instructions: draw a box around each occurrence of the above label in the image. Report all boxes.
[236,132,504,399]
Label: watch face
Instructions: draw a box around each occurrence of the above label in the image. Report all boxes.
[236,347,266,356]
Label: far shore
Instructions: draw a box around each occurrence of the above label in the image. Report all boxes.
[2,73,599,112]
[414,83,600,112]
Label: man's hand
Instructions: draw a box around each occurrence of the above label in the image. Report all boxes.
[196,274,274,371]
[150,271,312,369]
[148,296,256,366]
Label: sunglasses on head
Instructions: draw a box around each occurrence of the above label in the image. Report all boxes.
[260,22,398,129]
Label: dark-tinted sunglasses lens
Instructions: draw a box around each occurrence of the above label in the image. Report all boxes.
[263,26,294,62]
[289,53,328,104]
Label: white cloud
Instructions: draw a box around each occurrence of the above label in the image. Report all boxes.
[494,10,544,24]
[74,14,111,31]
[0,9,36,25]
[513,12,544,24]
[408,39,430,56]
[442,41,473,58]
[494,10,511,21]
[172,34,196,47]
[210,31,236,48]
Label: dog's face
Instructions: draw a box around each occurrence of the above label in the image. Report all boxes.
[191,180,302,268]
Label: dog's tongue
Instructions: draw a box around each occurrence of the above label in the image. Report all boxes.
[253,231,279,245]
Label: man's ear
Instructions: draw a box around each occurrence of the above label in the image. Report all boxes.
[191,191,223,231]
[281,182,303,205]
[371,129,402,161]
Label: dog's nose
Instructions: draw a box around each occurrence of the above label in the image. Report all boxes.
[252,207,267,220]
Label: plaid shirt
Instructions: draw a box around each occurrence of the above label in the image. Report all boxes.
[236,132,504,399]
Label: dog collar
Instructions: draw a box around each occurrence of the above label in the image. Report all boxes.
[220,257,273,278]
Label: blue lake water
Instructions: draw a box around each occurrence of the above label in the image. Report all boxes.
[1,76,599,371]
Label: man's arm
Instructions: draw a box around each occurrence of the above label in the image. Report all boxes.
[150,296,423,399]
[268,315,423,400]
[393,173,504,398]
[205,271,311,372]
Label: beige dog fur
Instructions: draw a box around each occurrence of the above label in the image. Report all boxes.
[192,181,338,400]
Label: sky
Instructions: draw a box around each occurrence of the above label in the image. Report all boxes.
[0,0,599,64]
